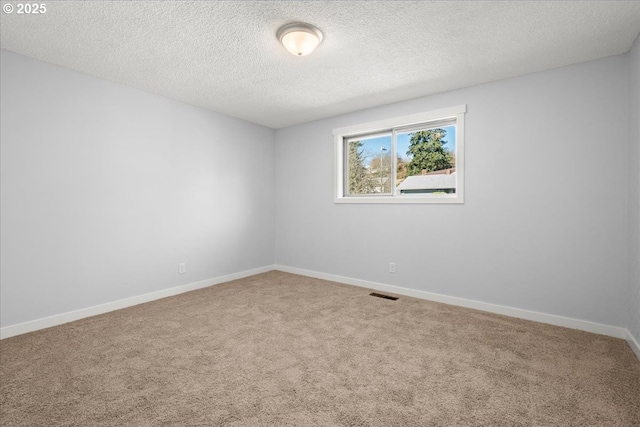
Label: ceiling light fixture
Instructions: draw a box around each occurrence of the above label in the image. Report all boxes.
[277,22,323,56]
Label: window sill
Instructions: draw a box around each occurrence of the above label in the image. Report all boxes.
[334,195,463,204]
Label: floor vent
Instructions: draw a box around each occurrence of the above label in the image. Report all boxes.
[369,292,399,301]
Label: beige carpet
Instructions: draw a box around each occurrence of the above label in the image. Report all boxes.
[1,271,639,426]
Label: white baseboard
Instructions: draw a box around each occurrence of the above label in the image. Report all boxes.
[628,331,640,361]
[274,264,629,340]
[0,265,274,340]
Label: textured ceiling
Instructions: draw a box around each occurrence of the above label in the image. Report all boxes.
[1,1,639,129]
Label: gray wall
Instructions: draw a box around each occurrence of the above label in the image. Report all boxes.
[629,35,640,343]
[0,50,276,327]
[2,46,637,335]
[275,54,630,328]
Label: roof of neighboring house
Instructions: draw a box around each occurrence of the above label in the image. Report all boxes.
[396,172,456,191]
[424,167,456,176]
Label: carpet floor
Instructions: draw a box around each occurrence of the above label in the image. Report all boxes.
[1,271,639,426]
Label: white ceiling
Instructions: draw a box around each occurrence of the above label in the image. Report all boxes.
[1,1,639,129]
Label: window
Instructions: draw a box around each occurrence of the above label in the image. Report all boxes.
[334,105,465,204]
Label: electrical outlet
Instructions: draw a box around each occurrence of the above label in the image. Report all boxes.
[389,262,396,273]
[178,262,186,274]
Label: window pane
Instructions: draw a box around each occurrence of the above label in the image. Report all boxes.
[346,134,392,195]
[396,125,456,195]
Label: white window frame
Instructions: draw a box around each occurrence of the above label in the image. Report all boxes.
[334,104,466,204]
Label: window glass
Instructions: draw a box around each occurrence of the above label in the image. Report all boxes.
[397,125,456,195]
[346,134,392,195]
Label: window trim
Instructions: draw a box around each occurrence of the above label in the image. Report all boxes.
[333,104,466,204]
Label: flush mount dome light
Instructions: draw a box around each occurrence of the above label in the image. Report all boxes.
[277,22,323,56]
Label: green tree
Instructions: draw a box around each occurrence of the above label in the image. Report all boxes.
[406,129,454,176]
[348,140,375,194]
